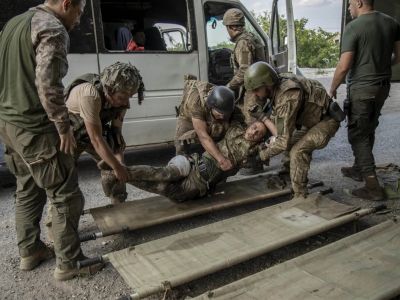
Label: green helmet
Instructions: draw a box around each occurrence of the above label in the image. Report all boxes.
[222,8,245,26]
[206,86,235,117]
[244,62,279,91]
[100,62,145,104]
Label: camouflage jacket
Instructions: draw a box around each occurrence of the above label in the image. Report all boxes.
[202,123,259,184]
[31,5,70,134]
[178,79,230,141]
[228,31,266,91]
[260,74,331,160]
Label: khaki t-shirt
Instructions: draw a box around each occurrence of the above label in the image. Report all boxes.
[66,82,102,126]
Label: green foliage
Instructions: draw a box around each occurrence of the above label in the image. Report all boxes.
[255,12,339,68]
[211,41,234,51]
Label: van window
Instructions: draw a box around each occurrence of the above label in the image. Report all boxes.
[204,2,266,85]
[99,0,193,52]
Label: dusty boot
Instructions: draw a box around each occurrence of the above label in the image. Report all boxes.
[54,259,104,281]
[239,157,265,176]
[341,166,363,182]
[352,175,385,201]
[20,244,54,271]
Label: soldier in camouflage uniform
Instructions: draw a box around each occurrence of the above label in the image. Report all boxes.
[66,62,144,204]
[244,62,341,198]
[0,0,103,281]
[103,121,268,201]
[223,8,268,174]
[175,76,237,171]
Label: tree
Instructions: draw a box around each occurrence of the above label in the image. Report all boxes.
[255,12,339,68]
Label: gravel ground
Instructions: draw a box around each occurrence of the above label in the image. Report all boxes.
[1,73,399,300]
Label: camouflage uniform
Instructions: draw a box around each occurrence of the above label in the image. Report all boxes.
[0,5,84,270]
[104,123,258,201]
[259,74,340,196]
[175,78,230,154]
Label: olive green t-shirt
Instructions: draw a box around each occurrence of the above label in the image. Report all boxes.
[341,11,400,88]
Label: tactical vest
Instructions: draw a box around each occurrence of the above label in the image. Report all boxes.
[179,77,230,141]
[64,74,127,141]
[278,74,330,128]
[231,31,266,72]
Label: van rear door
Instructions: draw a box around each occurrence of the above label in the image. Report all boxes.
[341,0,400,81]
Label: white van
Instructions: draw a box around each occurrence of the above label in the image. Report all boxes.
[0,0,297,148]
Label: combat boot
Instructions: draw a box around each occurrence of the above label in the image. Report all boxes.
[54,259,105,281]
[352,175,385,201]
[20,244,54,271]
[341,166,363,182]
[239,157,266,176]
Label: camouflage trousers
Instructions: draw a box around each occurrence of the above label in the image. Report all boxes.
[102,155,208,202]
[0,120,84,269]
[289,117,339,196]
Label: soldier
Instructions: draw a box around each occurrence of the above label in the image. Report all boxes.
[329,0,400,201]
[175,76,236,171]
[103,121,269,202]
[223,8,268,174]
[66,62,144,204]
[0,0,102,280]
[245,62,341,198]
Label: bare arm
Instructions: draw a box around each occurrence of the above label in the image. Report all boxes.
[392,41,400,65]
[192,118,233,171]
[329,51,354,98]
[85,120,128,182]
[262,117,278,137]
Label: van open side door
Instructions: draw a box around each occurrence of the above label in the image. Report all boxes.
[341,0,400,81]
[270,0,297,73]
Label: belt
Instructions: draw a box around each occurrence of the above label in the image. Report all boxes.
[198,159,209,182]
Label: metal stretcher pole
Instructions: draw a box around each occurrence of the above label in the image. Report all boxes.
[79,181,324,242]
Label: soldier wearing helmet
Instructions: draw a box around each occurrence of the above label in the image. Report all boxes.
[245,62,341,198]
[175,75,237,171]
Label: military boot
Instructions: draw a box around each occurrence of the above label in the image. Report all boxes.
[239,156,266,176]
[54,259,104,281]
[341,166,363,182]
[352,175,385,201]
[20,244,54,271]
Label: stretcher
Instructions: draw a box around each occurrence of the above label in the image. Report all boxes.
[78,193,385,300]
[80,174,324,242]
[195,219,400,300]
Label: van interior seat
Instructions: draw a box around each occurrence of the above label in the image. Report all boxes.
[144,27,167,51]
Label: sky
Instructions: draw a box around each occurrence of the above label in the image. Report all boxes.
[241,0,343,32]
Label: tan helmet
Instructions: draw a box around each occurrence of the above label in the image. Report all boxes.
[222,8,245,26]
[244,62,279,91]
[100,62,145,104]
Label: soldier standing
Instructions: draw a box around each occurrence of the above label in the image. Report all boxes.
[329,0,400,201]
[223,8,269,173]
[245,62,341,198]
[0,0,102,280]
[175,77,236,171]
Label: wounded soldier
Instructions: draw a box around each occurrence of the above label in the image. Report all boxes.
[102,121,271,202]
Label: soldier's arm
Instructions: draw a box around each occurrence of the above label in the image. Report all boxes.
[392,41,400,65]
[85,120,128,182]
[111,109,127,160]
[329,51,354,98]
[227,40,254,90]
[192,118,233,171]
[259,90,302,161]
[33,18,71,135]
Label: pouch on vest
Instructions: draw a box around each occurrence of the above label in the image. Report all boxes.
[328,100,346,122]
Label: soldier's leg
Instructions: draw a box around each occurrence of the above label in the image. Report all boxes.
[290,118,339,197]
[280,127,308,174]
[174,117,194,155]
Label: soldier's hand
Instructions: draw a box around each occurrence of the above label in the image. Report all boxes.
[329,89,337,99]
[218,157,233,171]
[59,128,76,156]
[114,163,129,182]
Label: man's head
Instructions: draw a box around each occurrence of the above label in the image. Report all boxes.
[348,0,374,19]
[207,86,235,121]
[100,62,144,107]
[45,0,86,31]
[133,31,146,46]
[223,8,245,39]
[244,121,267,142]
[244,62,279,99]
